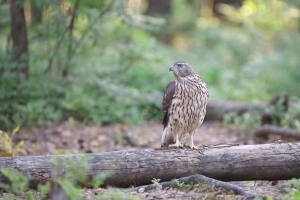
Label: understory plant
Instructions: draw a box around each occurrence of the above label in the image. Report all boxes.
[0,155,137,199]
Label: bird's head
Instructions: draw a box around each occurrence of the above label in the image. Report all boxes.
[169,60,194,78]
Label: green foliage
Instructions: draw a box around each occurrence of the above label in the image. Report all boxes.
[51,155,109,187]
[223,112,261,132]
[0,1,10,30]
[0,169,30,193]
[0,1,168,130]
[283,97,300,131]
[56,178,83,200]
[0,169,33,199]
[0,155,138,199]
[0,54,64,129]
[98,188,139,200]
[254,197,273,200]
[37,182,51,200]
[151,178,161,186]
[92,173,108,189]
[1,0,300,129]
[181,0,300,102]
[50,155,112,199]
[223,96,300,132]
[283,178,300,200]
[172,178,185,188]
[0,125,24,157]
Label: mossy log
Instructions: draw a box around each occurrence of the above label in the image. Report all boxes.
[0,142,300,187]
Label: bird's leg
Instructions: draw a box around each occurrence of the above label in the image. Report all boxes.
[189,132,204,151]
[169,134,184,148]
[190,134,195,149]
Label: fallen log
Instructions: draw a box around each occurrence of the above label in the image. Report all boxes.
[206,99,300,121]
[205,99,266,121]
[254,125,300,140]
[0,142,300,188]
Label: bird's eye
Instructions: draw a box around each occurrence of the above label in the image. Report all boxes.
[178,64,182,68]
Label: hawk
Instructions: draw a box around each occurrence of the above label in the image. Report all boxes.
[161,60,209,148]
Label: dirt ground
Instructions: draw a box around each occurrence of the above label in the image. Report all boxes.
[11,121,291,199]
[16,121,239,156]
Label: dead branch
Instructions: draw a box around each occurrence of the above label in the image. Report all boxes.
[133,174,250,197]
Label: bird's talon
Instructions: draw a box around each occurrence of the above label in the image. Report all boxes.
[169,141,184,149]
[189,145,205,153]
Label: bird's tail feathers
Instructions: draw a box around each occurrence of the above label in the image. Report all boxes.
[161,126,174,147]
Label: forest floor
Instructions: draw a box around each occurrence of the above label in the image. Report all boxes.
[11,121,291,199]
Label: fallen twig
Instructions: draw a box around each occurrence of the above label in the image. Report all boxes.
[123,135,149,148]
[204,142,240,148]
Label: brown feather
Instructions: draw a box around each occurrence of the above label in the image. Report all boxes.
[162,80,176,129]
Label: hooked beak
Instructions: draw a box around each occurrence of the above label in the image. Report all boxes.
[169,65,175,72]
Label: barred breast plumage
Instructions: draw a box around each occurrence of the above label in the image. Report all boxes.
[161,61,209,148]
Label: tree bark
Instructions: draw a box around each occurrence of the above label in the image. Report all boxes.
[10,0,29,78]
[145,0,171,15]
[1,142,300,188]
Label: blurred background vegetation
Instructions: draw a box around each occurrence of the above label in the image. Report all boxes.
[1,0,300,131]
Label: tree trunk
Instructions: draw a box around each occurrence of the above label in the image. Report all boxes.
[145,0,171,15]
[63,0,80,78]
[10,0,29,78]
[0,142,300,188]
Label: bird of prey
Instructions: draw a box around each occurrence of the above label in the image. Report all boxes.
[161,60,209,149]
